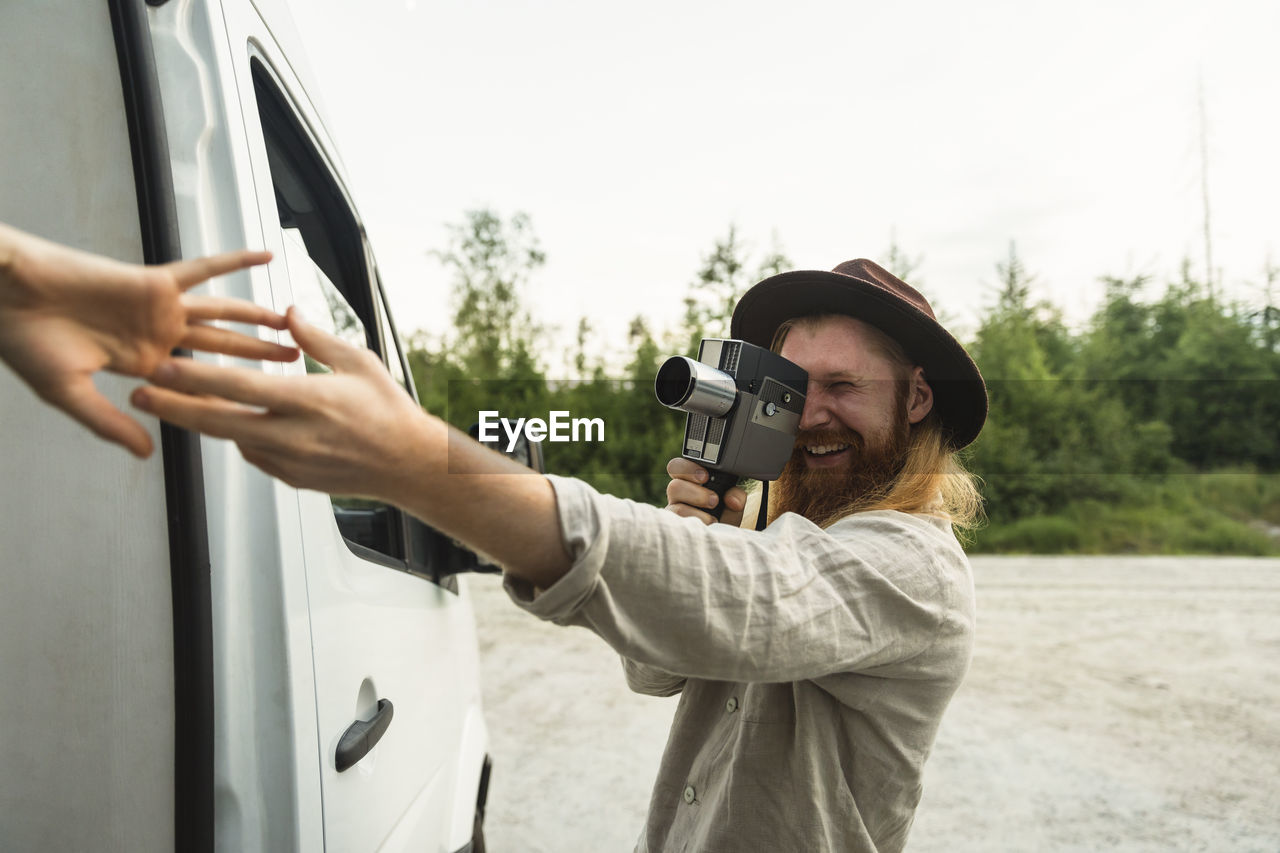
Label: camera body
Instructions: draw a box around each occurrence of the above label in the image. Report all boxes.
[656,338,808,482]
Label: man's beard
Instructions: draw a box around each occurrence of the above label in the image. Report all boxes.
[768,407,911,527]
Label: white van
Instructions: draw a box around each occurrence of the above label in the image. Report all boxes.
[0,1,493,850]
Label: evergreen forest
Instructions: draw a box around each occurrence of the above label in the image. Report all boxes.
[406,210,1280,554]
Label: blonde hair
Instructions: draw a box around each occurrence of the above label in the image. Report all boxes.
[771,314,985,536]
[861,415,985,534]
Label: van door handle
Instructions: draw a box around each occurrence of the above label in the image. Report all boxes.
[335,698,394,772]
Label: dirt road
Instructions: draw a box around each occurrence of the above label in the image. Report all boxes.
[467,556,1280,852]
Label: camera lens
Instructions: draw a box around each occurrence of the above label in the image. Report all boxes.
[655,357,693,407]
[655,356,737,417]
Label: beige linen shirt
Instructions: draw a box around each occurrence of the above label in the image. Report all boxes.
[504,475,976,853]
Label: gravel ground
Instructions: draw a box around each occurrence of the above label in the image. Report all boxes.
[467,556,1280,852]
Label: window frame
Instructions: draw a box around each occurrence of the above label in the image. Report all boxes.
[248,56,457,586]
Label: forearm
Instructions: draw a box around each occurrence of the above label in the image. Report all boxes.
[387,413,573,588]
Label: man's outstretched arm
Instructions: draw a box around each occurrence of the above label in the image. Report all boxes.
[132,307,574,586]
[135,308,965,683]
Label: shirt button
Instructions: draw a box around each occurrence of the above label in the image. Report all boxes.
[683,785,696,804]
[725,696,739,713]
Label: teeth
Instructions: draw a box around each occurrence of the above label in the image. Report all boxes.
[805,444,850,455]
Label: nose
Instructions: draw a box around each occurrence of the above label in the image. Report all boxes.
[797,390,830,432]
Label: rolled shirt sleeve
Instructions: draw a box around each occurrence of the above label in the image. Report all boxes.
[620,657,687,697]
[504,475,973,684]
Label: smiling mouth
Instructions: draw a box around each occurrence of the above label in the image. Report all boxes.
[804,443,850,456]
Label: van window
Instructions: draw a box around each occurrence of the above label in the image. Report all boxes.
[375,277,411,392]
[250,61,406,565]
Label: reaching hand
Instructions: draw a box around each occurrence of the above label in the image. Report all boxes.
[131,307,436,504]
[0,224,296,457]
[664,457,748,526]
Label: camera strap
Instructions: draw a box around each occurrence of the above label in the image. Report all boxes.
[754,481,770,531]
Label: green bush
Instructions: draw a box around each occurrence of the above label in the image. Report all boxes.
[973,515,1085,553]
[971,471,1280,555]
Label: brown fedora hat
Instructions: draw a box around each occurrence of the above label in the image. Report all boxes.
[730,259,988,450]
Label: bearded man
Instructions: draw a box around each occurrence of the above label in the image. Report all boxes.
[639,259,987,852]
[133,258,987,853]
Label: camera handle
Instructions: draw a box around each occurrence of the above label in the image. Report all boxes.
[704,470,739,520]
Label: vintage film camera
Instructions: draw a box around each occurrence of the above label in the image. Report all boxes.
[655,339,808,518]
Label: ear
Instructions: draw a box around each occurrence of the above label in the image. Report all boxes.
[906,366,933,425]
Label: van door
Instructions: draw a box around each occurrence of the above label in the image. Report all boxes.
[1,3,179,849]
[226,19,483,851]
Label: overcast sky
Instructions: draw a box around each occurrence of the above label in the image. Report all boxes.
[285,0,1279,369]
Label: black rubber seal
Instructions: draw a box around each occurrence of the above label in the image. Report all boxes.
[109,1,214,851]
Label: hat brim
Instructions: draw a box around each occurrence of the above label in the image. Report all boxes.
[730,270,987,450]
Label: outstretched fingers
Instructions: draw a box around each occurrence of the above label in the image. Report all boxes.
[146,357,298,411]
[180,293,298,361]
[285,307,372,373]
[131,383,273,443]
[48,376,155,458]
[167,250,273,291]
[183,293,291,329]
[179,324,299,362]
